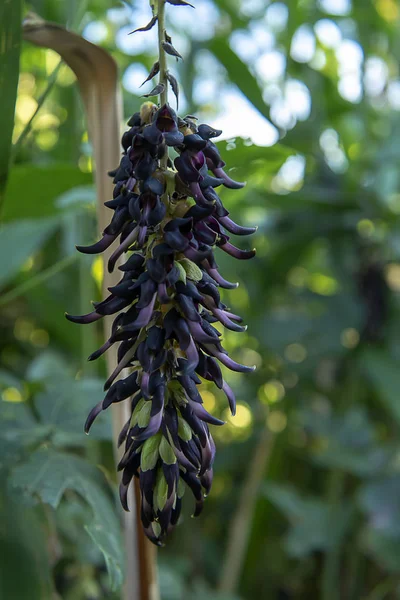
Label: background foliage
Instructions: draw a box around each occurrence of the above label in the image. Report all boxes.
[2,0,400,598]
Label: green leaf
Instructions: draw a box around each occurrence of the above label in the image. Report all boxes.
[154,469,169,512]
[131,397,146,427]
[358,476,400,538]
[0,218,58,289]
[137,400,152,428]
[361,349,400,425]
[141,434,161,471]
[177,416,192,442]
[0,487,53,599]
[174,260,187,284]
[55,184,96,212]
[0,399,45,470]
[300,407,393,476]
[264,483,352,557]
[26,351,72,382]
[35,377,112,443]
[0,0,21,201]
[2,165,92,221]
[217,138,294,177]
[152,521,162,539]
[159,436,177,465]
[177,478,185,499]
[179,258,203,282]
[9,448,123,590]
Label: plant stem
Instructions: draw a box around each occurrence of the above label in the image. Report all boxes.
[11,60,63,159]
[157,0,168,108]
[322,363,357,600]
[0,254,77,307]
[218,428,275,594]
[321,469,346,600]
[157,0,169,173]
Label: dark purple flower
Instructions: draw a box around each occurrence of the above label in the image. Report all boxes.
[66,102,256,545]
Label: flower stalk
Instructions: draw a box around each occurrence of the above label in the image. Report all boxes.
[157,0,168,109]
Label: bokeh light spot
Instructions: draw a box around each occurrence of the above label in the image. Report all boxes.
[375,0,399,21]
[21,256,34,272]
[284,343,307,363]
[2,387,23,403]
[260,380,285,404]
[14,318,35,342]
[91,256,104,290]
[385,264,400,291]
[36,130,59,151]
[202,390,216,413]
[16,95,38,124]
[267,411,287,433]
[340,328,360,349]
[308,273,338,296]
[227,403,253,428]
[30,329,50,348]
[357,219,375,237]
[83,21,108,44]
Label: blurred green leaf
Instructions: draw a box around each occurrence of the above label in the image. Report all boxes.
[9,447,123,590]
[361,350,400,425]
[0,218,58,289]
[362,530,400,574]
[2,165,92,221]
[159,564,185,600]
[358,476,400,539]
[264,483,352,557]
[0,399,39,470]
[36,378,112,443]
[0,0,21,201]
[26,351,73,382]
[301,407,393,476]
[55,184,96,212]
[0,488,53,599]
[25,352,111,442]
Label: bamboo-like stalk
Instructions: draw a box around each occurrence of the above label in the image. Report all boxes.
[218,428,275,594]
[22,15,159,600]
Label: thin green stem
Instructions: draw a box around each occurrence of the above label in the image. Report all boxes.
[321,469,346,600]
[13,7,86,161]
[218,428,275,594]
[12,61,63,158]
[157,0,168,107]
[0,254,77,307]
[322,362,358,600]
[157,0,169,172]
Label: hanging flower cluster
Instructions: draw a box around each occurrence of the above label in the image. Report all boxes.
[67,1,256,546]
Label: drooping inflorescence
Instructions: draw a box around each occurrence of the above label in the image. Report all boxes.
[66,0,256,545]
